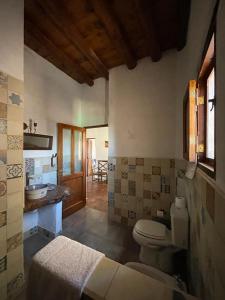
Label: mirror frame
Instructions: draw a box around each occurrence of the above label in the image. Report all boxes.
[23,133,53,150]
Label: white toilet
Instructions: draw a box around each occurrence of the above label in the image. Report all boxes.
[133,202,189,274]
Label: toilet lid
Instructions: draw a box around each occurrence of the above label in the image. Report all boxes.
[135,220,166,240]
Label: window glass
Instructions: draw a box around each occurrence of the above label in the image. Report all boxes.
[74,130,82,172]
[206,68,215,159]
[63,129,71,175]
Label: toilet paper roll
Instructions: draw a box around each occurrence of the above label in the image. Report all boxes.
[175,196,186,209]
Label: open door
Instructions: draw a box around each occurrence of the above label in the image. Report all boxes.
[57,123,86,218]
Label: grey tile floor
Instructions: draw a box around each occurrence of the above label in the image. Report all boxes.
[62,207,140,263]
[25,207,139,265]
[18,207,140,299]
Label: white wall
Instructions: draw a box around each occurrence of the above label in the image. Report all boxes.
[23,202,62,235]
[24,47,107,159]
[176,0,225,191]
[109,53,177,158]
[23,48,107,233]
[24,47,83,158]
[23,210,38,232]
[38,202,62,234]
[86,127,108,160]
[0,0,24,79]
[81,78,107,127]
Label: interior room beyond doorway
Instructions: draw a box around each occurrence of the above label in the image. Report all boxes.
[86,126,108,212]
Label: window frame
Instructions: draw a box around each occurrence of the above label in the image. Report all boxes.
[196,20,216,178]
[183,2,218,179]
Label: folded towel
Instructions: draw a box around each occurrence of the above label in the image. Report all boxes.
[27,235,105,300]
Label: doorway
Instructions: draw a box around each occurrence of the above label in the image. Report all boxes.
[86,125,108,212]
[57,123,86,218]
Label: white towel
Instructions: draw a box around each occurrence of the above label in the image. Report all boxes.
[27,235,104,300]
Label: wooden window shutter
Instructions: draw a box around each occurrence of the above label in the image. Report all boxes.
[183,80,197,161]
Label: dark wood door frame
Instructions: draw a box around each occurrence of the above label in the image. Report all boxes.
[84,124,108,129]
[85,124,108,178]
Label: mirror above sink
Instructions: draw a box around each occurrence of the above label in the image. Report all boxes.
[24,133,53,150]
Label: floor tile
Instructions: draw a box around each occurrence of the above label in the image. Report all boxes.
[20,184,140,300]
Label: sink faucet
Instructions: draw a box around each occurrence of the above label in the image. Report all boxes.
[26,172,30,187]
[26,173,42,186]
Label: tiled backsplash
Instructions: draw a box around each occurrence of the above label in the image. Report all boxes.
[181,167,225,300]
[108,157,176,226]
[25,156,57,185]
[0,70,24,299]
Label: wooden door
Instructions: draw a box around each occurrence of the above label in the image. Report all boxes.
[57,123,86,218]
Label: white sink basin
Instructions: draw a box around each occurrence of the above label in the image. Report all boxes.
[25,184,48,200]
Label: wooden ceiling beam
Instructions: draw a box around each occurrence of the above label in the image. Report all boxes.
[35,0,109,80]
[177,0,191,51]
[24,19,94,86]
[134,0,161,62]
[90,0,137,70]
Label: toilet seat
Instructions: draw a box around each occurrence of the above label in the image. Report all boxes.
[133,220,172,247]
[135,220,166,240]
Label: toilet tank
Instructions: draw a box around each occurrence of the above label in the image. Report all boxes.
[170,203,189,249]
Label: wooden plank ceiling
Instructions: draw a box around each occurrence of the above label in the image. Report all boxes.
[24,0,191,86]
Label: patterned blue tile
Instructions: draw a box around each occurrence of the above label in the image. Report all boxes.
[7,135,23,150]
[0,211,6,227]
[0,180,7,196]
[0,72,8,88]
[0,256,7,273]
[108,192,115,207]
[7,273,24,295]
[7,164,23,179]
[128,210,136,219]
[25,158,35,175]
[0,150,7,165]
[108,163,115,171]
[0,119,7,134]
[8,91,23,106]
[128,165,136,172]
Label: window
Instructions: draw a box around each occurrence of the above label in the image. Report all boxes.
[197,32,216,177]
[206,68,215,159]
[183,20,216,178]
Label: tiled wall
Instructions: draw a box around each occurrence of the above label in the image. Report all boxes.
[108,157,176,226]
[0,71,24,299]
[25,156,57,185]
[182,168,225,299]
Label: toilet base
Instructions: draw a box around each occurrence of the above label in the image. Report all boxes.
[139,245,177,274]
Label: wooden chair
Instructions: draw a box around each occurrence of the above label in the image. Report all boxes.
[97,160,108,182]
[91,159,108,182]
[91,159,99,181]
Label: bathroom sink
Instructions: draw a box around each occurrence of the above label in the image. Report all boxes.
[25,184,48,200]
